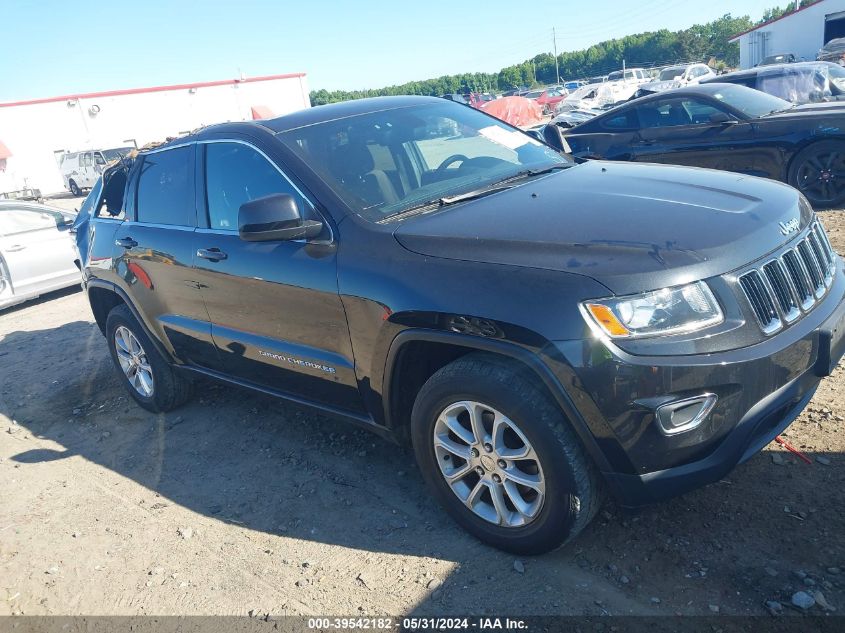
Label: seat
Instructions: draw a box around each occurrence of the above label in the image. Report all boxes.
[327,143,399,209]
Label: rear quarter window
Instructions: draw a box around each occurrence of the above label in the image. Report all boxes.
[136,147,194,226]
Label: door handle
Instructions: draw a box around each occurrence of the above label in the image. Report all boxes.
[197,248,228,262]
[115,237,137,249]
[6,244,26,252]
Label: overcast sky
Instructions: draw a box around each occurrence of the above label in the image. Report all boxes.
[3,0,781,101]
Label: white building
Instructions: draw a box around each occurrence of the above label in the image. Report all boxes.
[730,0,845,68]
[0,72,310,195]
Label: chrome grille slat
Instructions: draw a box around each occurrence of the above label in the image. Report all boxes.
[739,270,781,334]
[762,259,800,322]
[738,221,836,335]
[782,249,815,310]
[797,238,824,297]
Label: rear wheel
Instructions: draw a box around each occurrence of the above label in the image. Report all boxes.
[105,304,194,413]
[788,141,845,209]
[68,180,81,196]
[411,354,603,554]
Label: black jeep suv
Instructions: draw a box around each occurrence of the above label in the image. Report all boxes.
[74,96,845,554]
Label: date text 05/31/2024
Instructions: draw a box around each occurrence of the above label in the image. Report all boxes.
[306,617,528,630]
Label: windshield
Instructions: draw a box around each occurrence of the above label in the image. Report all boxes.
[277,101,567,221]
[709,84,792,117]
[607,71,623,81]
[659,66,685,81]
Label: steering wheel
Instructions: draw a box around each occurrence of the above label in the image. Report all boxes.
[436,154,469,171]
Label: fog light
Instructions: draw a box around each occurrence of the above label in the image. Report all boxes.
[655,394,717,435]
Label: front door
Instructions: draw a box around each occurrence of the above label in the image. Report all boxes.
[192,139,365,414]
[631,96,758,175]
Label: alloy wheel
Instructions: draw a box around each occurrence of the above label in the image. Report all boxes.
[796,150,845,204]
[114,326,154,397]
[432,400,546,528]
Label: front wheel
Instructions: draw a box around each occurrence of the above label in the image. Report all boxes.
[411,354,603,554]
[788,140,845,209]
[105,304,194,413]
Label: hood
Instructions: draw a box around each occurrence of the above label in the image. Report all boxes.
[763,101,845,119]
[393,161,810,295]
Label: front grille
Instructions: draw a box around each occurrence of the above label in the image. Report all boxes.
[738,221,836,335]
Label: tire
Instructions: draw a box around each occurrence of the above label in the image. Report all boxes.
[68,180,81,197]
[788,140,845,209]
[105,304,194,413]
[411,353,603,554]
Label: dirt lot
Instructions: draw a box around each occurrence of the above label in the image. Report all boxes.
[0,198,843,618]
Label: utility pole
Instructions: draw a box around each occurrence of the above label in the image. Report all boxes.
[553,28,560,83]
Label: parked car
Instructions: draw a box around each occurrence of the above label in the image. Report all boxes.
[758,53,797,66]
[75,95,845,554]
[522,88,567,114]
[561,83,845,208]
[59,147,134,196]
[606,67,649,85]
[556,82,623,111]
[440,93,468,105]
[634,63,716,96]
[818,37,845,65]
[0,200,79,310]
[701,61,845,104]
[468,92,496,108]
[564,80,584,91]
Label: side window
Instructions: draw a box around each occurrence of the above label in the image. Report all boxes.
[601,109,640,130]
[81,153,93,167]
[204,142,307,231]
[681,98,728,124]
[0,209,61,236]
[637,99,693,127]
[136,146,194,226]
[95,153,106,166]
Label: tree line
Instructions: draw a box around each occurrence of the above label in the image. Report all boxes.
[310,2,821,106]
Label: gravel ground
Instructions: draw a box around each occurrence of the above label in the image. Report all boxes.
[0,197,843,618]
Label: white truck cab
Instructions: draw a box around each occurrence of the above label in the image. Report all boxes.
[59,147,133,196]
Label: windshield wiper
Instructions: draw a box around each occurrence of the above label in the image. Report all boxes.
[381,163,571,223]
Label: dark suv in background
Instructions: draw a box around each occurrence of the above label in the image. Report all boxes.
[73,96,845,554]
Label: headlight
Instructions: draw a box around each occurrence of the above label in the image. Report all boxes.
[582,281,723,338]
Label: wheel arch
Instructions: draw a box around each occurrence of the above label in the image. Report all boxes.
[86,279,172,361]
[381,329,612,473]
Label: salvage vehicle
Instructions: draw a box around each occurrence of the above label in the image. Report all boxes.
[562,83,845,208]
[0,200,78,310]
[634,63,716,97]
[75,96,845,554]
[701,61,845,104]
[818,38,845,65]
[758,53,797,67]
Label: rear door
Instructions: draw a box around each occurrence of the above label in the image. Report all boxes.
[192,138,364,414]
[114,145,220,368]
[0,206,78,299]
[631,96,759,174]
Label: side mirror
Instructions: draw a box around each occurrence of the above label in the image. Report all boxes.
[541,124,574,158]
[709,112,735,125]
[238,193,323,242]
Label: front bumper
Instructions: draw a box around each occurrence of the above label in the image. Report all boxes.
[546,273,845,507]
